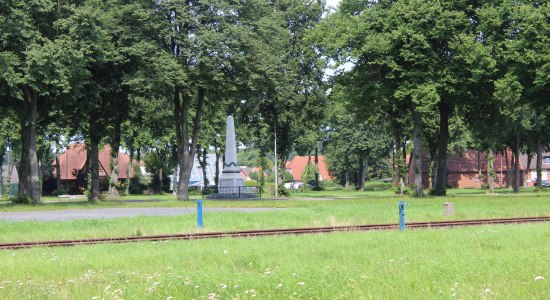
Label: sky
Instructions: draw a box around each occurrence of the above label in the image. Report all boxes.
[326,0,341,10]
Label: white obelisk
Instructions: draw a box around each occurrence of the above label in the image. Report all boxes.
[219,115,244,193]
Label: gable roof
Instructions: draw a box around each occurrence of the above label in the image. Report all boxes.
[53,143,137,180]
[285,155,332,181]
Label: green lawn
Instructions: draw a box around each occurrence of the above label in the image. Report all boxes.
[0,223,548,299]
[1,193,549,243]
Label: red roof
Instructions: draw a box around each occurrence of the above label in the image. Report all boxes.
[285,156,332,181]
[53,143,137,180]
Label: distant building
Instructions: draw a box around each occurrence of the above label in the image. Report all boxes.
[407,149,524,189]
[520,152,550,187]
[171,153,222,190]
[52,143,140,191]
[285,155,332,188]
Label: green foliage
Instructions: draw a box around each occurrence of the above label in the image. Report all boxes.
[266,171,294,184]
[300,163,316,191]
[51,189,68,197]
[244,180,259,187]
[277,185,290,197]
[10,196,31,205]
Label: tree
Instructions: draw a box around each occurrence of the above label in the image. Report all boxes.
[324,87,392,190]
[0,1,81,204]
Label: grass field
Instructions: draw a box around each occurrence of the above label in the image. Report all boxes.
[1,193,549,243]
[0,223,548,299]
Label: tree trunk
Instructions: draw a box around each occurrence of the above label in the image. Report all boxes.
[198,146,208,190]
[0,143,4,197]
[513,131,520,193]
[362,153,370,191]
[55,142,61,192]
[108,120,122,197]
[504,149,510,188]
[524,153,532,188]
[126,149,133,195]
[344,151,350,190]
[487,149,495,194]
[174,86,206,200]
[412,109,423,197]
[314,146,319,189]
[393,125,402,187]
[357,153,363,190]
[536,131,543,188]
[88,116,101,203]
[18,86,41,204]
[159,167,163,193]
[434,102,450,196]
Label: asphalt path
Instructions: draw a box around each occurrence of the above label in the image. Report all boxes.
[0,207,283,222]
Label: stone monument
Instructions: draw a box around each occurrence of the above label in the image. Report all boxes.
[219,114,244,193]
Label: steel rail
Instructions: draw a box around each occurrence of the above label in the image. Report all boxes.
[1,216,548,250]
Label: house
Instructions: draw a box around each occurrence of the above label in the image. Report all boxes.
[285,155,332,188]
[52,143,138,191]
[171,153,222,190]
[407,150,524,189]
[520,152,550,187]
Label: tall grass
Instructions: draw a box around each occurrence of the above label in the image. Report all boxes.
[0,223,548,299]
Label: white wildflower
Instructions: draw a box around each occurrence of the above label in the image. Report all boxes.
[224,250,229,254]
[219,284,227,289]
[297,282,305,286]
[277,284,283,288]
[534,276,545,281]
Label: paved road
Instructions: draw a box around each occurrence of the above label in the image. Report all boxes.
[0,207,283,222]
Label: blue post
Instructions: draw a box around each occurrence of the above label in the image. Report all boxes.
[399,201,406,231]
[194,200,203,229]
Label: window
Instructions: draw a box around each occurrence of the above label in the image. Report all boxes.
[544,157,550,164]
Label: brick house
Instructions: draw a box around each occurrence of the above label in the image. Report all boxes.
[52,143,138,191]
[407,150,524,189]
[519,152,550,187]
[285,156,332,187]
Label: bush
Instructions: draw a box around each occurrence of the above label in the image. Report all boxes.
[393,185,413,196]
[51,188,68,196]
[10,196,31,205]
[245,180,259,187]
[277,185,290,197]
[128,178,146,195]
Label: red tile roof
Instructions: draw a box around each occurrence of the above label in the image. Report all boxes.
[285,156,332,181]
[52,143,137,180]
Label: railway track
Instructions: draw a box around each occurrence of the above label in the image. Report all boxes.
[1,216,548,250]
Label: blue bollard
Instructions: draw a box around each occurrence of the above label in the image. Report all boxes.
[399,201,406,231]
[194,200,203,229]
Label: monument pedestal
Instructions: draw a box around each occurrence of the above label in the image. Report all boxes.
[219,170,244,194]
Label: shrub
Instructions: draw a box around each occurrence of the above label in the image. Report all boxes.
[51,188,68,196]
[10,196,31,205]
[245,180,259,187]
[277,185,290,197]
